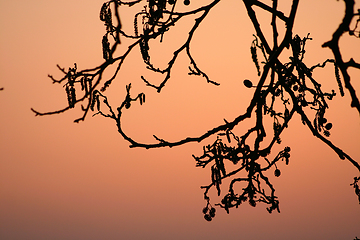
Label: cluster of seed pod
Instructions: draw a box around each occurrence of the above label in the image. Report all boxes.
[315,115,333,137]
[202,205,216,221]
[148,0,166,24]
[283,146,291,165]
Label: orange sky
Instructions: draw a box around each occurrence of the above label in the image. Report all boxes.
[1,0,360,239]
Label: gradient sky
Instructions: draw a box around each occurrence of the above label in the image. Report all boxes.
[1,0,360,239]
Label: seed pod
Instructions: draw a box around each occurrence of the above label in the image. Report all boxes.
[325,123,332,130]
[202,207,208,214]
[249,199,256,207]
[319,117,327,125]
[209,208,216,217]
[204,214,212,221]
[274,169,281,177]
[243,79,253,88]
[323,130,330,137]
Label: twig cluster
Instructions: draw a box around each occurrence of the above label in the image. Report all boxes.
[32,0,360,221]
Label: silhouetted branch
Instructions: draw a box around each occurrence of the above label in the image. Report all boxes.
[33,0,359,221]
[322,0,360,114]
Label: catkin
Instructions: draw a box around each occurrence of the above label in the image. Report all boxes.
[334,63,344,96]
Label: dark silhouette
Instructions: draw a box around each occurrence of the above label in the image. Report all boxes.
[31,0,360,221]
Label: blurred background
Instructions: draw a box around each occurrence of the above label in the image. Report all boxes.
[1,0,359,239]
